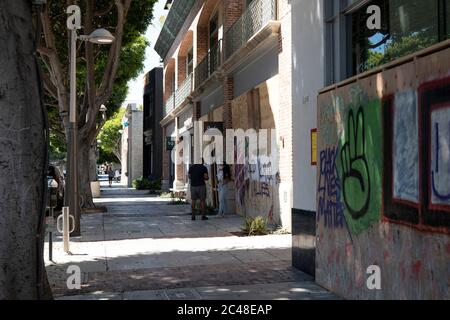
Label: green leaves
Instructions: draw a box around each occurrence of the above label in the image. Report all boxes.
[241,216,269,236]
[98,108,125,163]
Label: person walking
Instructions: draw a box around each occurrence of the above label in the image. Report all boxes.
[217,163,231,218]
[188,161,209,221]
[107,165,114,187]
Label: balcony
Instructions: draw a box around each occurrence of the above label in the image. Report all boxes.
[163,93,175,118]
[224,0,279,70]
[163,73,194,119]
[194,40,222,90]
[175,73,193,109]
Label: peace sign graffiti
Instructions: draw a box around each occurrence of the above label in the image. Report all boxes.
[340,107,371,220]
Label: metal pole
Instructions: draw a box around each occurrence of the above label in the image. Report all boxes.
[69,28,81,236]
[62,207,70,253]
[49,207,53,262]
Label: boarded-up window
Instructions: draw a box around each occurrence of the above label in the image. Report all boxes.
[392,90,419,203]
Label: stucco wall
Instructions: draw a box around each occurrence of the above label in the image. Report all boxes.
[129,110,143,186]
[291,0,325,212]
[316,46,450,299]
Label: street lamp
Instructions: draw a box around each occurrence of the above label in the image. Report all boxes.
[79,28,115,44]
[67,5,115,237]
[100,104,108,120]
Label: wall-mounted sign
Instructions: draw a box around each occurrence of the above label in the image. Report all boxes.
[66,5,81,30]
[311,129,317,166]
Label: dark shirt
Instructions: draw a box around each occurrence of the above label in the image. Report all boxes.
[189,164,208,187]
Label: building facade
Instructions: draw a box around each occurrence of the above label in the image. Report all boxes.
[312,0,450,299]
[143,67,164,180]
[121,103,144,187]
[155,0,293,227]
[154,0,450,299]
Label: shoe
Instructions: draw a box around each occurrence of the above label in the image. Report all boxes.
[201,216,208,221]
[191,215,196,221]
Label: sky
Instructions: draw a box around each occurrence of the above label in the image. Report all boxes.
[123,0,168,105]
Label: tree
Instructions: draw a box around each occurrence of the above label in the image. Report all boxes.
[38,1,155,215]
[0,1,52,299]
[98,108,126,164]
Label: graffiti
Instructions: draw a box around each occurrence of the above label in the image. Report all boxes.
[235,137,248,206]
[384,84,450,231]
[335,95,383,235]
[340,107,371,220]
[256,182,270,197]
[431,108,450,204]
[268,205,273,223]
[319,95,346,146]
[235,163,247,205]
[393,90,419,203]
[317,147,345,228]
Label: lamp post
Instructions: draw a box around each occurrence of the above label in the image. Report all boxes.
[67,5,115,237]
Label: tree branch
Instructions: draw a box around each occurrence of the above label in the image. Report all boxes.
[97,0,132,104]
[39,60,58,99]
[40,5,69,128]
[82,0,132,141]
[95,2,115,16]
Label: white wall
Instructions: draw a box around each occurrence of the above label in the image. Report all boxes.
[121,121,129,186]
[129,110,144,186]
[291,0,325,211]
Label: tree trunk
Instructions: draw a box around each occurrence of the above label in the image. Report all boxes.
[78,138,95,209]
[89,144,98,182]
[0,1,52,299]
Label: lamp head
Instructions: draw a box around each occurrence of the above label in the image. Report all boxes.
[87,28,115,44]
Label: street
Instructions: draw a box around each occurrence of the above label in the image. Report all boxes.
[44,180,338,300]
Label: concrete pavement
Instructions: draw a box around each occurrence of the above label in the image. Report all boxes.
[44,181,339,300]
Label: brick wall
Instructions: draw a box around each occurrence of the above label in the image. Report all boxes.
[162,125,170,184]
[164,60,176,102]
[222,76,234,130]
[196,26,208,64]
[223,0,244,30]
[177,55,187,86]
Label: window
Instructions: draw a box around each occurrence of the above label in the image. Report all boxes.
[351,0,445,75]
[187,47,194,76]
[209,12,221,72]
[171,71,176,93]
[325,0,450,84]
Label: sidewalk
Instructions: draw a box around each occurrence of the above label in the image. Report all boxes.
[44,181,339,300]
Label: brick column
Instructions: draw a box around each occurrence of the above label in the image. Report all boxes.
[177,55,187,85]
[222,76,234,130]
[223,0,244,30]
[196,26,208,64]
[162,125,170,190]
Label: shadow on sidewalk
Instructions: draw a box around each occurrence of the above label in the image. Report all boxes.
[46,246,300,297]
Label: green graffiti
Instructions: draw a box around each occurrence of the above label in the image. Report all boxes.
[336,98,383,235]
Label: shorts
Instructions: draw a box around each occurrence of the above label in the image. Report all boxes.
[190,185,206,201]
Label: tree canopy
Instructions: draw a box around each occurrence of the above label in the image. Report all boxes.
[39,0,156,147]
[98,107,126,164]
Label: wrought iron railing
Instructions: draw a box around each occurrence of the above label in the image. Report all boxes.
[175,73,193,109]
[195,40,222,88]
[225,0,277,60]
[164,92,175,117]
[163,74,194,118]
